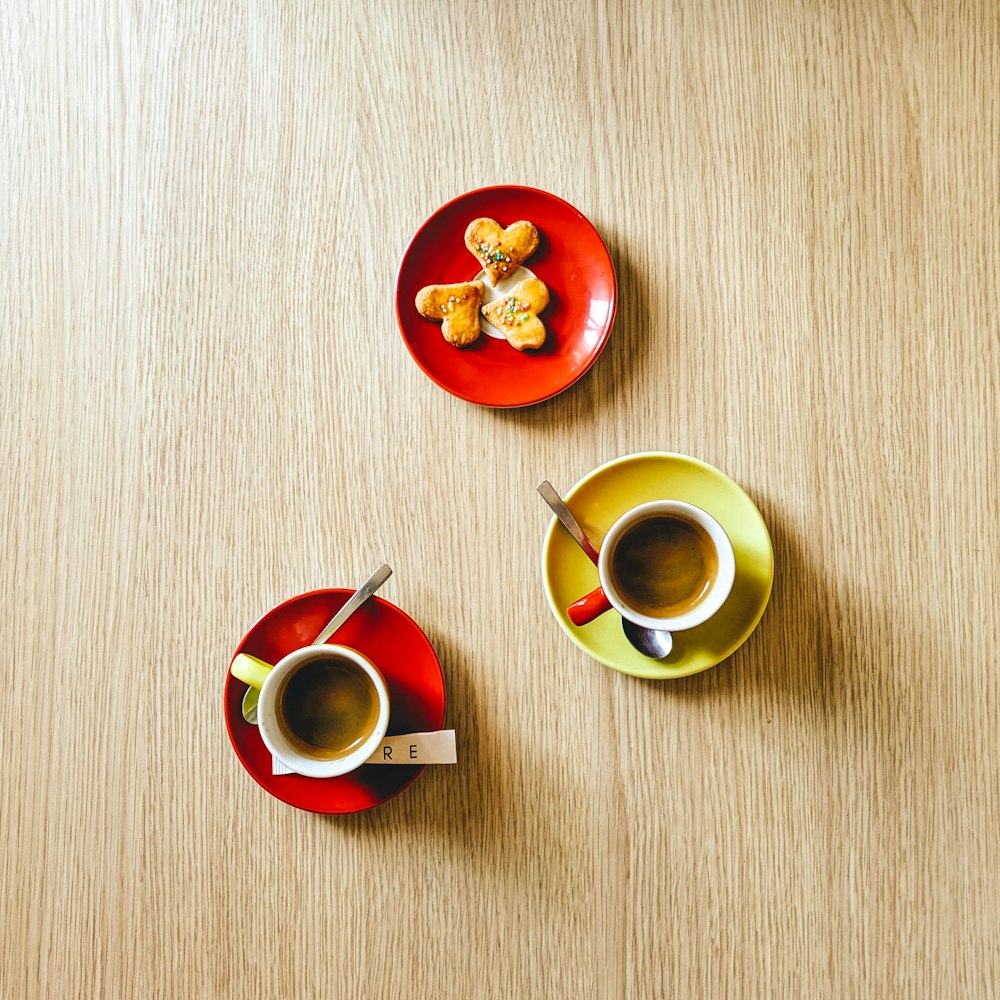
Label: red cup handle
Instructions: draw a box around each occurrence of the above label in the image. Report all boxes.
[568,586,613,626]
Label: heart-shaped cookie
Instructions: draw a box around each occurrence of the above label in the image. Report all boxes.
[465,218,540,286]
[415,281,485,347]
[480,277,550,351]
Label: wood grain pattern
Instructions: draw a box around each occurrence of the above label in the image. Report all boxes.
[2,1,998,996]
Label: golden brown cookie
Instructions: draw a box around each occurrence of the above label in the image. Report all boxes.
[480,277,549,351]
[414,281,485,347]
[464,218,540,285]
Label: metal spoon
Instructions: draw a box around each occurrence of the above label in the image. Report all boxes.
[241,563,393,723]
[621,616,674,659]
[536,481,673,660]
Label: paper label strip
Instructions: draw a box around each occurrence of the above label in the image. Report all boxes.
[272,730,456,775]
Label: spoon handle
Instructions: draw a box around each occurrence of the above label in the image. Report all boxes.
[314,563,392,644]
[536,481,600,565]
[568,585,613,626]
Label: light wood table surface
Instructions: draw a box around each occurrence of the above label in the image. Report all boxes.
[2,2,998,997]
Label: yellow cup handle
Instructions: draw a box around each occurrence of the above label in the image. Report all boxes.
[230,653,274,690]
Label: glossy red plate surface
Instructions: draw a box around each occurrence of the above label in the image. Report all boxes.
[224,589,446,814]
[395,185,617,407]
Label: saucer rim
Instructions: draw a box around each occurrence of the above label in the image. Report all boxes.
[393,183,618,408]
[540,452,774,679]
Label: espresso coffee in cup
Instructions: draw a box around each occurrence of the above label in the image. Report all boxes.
[609,513,719,619]
[276,654,382,762]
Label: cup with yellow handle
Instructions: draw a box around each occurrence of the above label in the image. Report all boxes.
[232,645,390,778]
[230,564,392,777]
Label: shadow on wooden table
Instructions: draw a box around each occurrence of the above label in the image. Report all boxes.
[315,627,575,888]
[633,496,852,706]
[488,223,658,430]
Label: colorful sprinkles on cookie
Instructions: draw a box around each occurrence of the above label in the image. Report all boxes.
[439,292,473,315]
[474,242,514,273]
[495,296,531,326]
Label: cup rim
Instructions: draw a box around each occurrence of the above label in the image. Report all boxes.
[597,500,736,632]
[257,643,390,778]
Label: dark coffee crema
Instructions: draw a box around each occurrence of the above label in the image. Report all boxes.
[276,656,380,760]
[609,514,717,618]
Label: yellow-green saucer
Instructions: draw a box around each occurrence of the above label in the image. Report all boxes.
[541,452,773,679]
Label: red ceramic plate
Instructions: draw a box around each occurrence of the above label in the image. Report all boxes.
[395,185,617,407]
[224,589,446,814]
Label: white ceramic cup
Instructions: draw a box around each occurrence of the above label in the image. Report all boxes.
[256,644,390,778]
[598,500,736,632]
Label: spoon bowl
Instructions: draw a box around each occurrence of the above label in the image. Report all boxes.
[622,616,673,659]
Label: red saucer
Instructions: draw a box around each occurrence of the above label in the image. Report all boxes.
[224,589,446,814]
[395,185,617,407]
